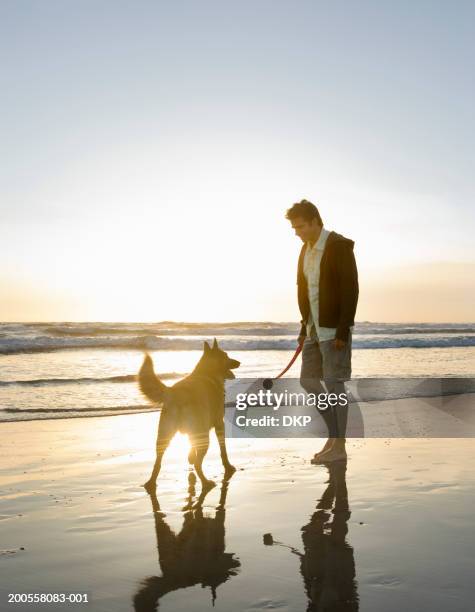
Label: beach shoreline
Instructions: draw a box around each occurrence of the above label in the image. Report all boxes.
[2,403,475,611]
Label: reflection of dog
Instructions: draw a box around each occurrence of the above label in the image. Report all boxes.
[138,339,240,491]
[133,477,240,611]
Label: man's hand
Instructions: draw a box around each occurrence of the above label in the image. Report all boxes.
[333,338,346,350]
[298,335,306,348]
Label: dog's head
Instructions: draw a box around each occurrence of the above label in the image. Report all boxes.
[202,338,240,379]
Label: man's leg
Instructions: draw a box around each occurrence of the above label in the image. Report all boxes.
[300,337,336,457]
[314,334,352,462]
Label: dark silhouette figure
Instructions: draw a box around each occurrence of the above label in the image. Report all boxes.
[300,462,359,611]
[133,475,240,611]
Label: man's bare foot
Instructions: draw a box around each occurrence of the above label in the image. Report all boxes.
[311,447,347,464]
[311,438,334,462]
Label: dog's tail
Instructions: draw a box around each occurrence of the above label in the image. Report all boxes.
[138,354,168,404]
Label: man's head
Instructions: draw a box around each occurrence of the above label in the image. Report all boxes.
[285,199,323,243]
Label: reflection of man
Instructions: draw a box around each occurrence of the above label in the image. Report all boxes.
[299,462,358,610]
[286,200,358,462]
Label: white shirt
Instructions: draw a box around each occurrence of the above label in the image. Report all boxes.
[303,227,337,341]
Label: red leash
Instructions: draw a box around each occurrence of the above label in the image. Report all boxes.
[262,344,303,389]
[275,344,303,378]
[276,344,302,378]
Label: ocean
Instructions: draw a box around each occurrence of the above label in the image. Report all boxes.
[1,322,474,422]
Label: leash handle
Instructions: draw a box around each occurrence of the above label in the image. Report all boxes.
[275,344,303,379]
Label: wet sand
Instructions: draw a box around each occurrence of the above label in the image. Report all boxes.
[1,406,475,611]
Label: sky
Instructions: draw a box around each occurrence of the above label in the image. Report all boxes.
[1,0,474,322]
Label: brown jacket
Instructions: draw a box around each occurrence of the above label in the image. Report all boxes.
[297,231,358,342]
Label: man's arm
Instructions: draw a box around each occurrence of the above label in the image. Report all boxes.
[297,244,309,345]
[335,242,359,343]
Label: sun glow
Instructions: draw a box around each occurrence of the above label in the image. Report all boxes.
[163,432,191,463]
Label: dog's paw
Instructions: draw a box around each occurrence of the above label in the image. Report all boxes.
[143,479,157,492]
[224,464,237,478]
[201,479,216,492]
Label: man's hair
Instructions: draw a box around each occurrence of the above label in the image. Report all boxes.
[285,199,323,225]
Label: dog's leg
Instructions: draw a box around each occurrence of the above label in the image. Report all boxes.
[144,407,176,491]
[215,421,236,478]
[191,432,215,492]
[144,435,170,492]
[187,447,197,487]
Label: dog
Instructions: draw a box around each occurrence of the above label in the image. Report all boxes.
[138,338,240,491]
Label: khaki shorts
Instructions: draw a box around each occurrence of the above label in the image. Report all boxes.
[300,334,352,384]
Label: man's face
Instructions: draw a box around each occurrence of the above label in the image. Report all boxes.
[290,217,321,243]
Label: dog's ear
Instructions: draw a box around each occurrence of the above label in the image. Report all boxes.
[203,341,211,354]
[212,338,218,350]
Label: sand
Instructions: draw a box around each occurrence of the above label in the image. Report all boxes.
[1,399,475,611]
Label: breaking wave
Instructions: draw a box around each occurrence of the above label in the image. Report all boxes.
[1,332,474,355]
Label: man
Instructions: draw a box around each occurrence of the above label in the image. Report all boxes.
[286,199,358,463]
